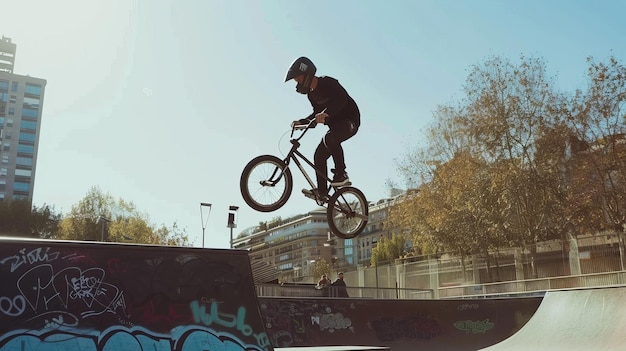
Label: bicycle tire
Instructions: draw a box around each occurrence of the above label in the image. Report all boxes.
[240,155,293,212]
[327,186,369,239]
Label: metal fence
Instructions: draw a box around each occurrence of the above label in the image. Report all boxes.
[258,237,626,299]
[255,283,434,299]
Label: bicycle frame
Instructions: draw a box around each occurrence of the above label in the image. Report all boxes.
[241,120,369,237]
[265,122,337,201]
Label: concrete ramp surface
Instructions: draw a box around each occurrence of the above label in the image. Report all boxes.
[481,287,626,350]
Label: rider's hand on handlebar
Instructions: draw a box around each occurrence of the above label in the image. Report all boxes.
[315,112,329,124]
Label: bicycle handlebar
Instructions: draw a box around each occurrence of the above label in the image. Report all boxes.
[290,118,317,139]
[292,122,309,130]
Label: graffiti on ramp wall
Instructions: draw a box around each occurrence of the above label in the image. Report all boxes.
[0,238,271,351]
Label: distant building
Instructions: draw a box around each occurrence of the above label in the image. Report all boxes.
[233,207,338,282]
[0,36,47,203]
[233,192,408,282]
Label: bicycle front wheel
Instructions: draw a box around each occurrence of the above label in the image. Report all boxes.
[327,186,369,239]
[240,155,293,212]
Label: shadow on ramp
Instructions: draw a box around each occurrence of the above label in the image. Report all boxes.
[259,295,542,351]
[481,287,626,350]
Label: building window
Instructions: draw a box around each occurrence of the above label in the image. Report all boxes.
[25,84,42,96]
[15,169,31,177]
[21,108,38,118]
[9,95,16,104]
[2,143,8,151]
[1,155,7,164]
[0,168,7,176]
[8,107,14,115]
[17,144,33,154]
[6,118,12,127]
[20,120,36,131]
[13,182,30,192]
[23,96,40,109]
[16,157,32,166]
[11,82,17,92]
[18,132,35,142]
[0,80,8,90]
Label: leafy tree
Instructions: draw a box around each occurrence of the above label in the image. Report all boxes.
[392,55,568,278]
[566,55,626,267]
[371,233,407,266]
[462,55,564,253]
[312,258,330,280]
[0,200,60,238]
[567,56,626,229]
[30,204,62,239]
[0,199,32,236]
[57,186,189,246]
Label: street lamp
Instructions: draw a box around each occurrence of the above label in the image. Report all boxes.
[200,202,212,248]
[227,205,239,249]
[98,216,111,242]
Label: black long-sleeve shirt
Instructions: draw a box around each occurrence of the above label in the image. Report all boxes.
[302,76,360,128]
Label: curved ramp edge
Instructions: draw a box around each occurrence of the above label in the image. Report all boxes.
[480,287,626,351]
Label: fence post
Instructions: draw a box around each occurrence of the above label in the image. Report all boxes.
[429,257,440,299]
[395,262,405,298]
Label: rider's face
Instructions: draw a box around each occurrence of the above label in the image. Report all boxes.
[293,75,305,84]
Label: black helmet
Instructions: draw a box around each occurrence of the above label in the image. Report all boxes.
[285,57,316,94]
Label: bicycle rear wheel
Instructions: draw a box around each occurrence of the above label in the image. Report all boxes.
[327,186,369,239]
[240,155,293,212]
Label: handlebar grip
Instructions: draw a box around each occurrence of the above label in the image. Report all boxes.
[293,124,307,130]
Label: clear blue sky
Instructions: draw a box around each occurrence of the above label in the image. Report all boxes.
[3,0,625,248]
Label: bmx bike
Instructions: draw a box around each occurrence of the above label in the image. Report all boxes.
[240,120,369,239]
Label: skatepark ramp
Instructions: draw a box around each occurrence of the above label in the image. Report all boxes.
[0,237,271,351]
[259,295,542,351]
[12,237,623,351]
[480,286,626,350]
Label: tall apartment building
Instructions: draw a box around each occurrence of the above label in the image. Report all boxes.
[0,36,47,203]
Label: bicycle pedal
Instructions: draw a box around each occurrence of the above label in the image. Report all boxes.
[316,197,329,206]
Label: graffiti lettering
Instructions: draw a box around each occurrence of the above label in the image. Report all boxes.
[191,300,252,334]
[27,311,80,329]
[311,312,352,332]
[15,264,126,321]
[454,319,494,334]
[457,303,479,311]
[190,300,269,346]
[0,295,26,316]
[0,243,269,351]
[0,247,60,272]
[0,325,269,351]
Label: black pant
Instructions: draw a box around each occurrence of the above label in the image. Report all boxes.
[314,120,358,196]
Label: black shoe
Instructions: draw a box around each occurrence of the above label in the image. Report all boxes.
[302,188,317,200]
[330,172,351,187]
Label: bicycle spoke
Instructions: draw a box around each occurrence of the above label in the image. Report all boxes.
[328,187,368,238]
[241,155,293,212]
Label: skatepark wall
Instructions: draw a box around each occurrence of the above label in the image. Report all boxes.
[258,295,542,351]
[0,237,272,351]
